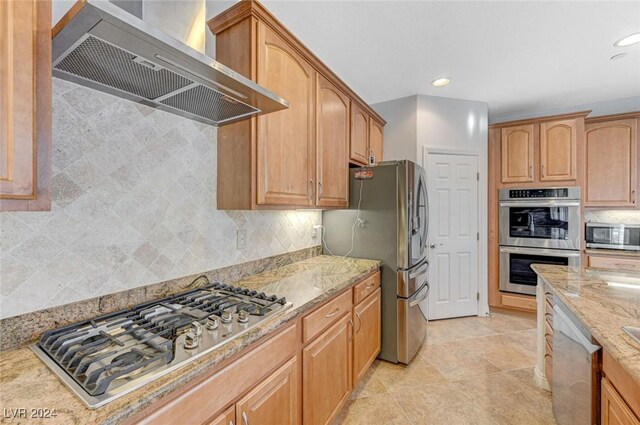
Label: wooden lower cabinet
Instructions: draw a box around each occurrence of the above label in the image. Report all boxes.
[353,288,381,382]
[588,255,640,272]
[236,357,299,425]
[602,378,640,425]
[303,313,353,425]
[207,406,235,425]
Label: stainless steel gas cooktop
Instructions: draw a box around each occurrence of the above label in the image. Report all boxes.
[30,278,290,408]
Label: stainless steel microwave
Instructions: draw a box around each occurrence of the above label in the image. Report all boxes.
[585,222,640,251]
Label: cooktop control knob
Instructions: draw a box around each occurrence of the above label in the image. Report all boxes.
[191,321,203,337]
[205,317,219,330]
[184,332,199,349]
[220,310,233,323]
[238,310,250,323]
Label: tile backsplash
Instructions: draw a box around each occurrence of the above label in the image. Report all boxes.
[583,209,640,224]
[0,78,321,319]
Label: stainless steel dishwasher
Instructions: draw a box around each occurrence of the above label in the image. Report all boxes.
[552,298,601,425]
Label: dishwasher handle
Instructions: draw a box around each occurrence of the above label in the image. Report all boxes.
[553,305,600,355]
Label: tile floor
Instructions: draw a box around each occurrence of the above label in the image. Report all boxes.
[334,311,556,425]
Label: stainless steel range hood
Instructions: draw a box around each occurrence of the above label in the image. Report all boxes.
[52,0,288,126]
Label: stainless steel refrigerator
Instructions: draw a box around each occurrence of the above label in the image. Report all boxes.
[322,160,429,364]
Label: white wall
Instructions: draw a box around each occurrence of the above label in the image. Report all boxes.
[371,95,418,162]
[372,94,490,316]
[490,96,640,124]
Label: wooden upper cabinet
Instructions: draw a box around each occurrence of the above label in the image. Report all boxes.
[0,0,51,211]
[369,120,384,165]
[350,103,369,165]
[256,23,316,207]
[501,125,535,183]
[316,75,349,208]
[584,118,637,207]
[353,288,381,383]
[235,357,299,425]
[209,2,385,210]
[303,313,352,425]
[540,118,578,181]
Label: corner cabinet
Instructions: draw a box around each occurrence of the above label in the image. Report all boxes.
[0,0,51,211]
[209,1,385,209]
[584,116,639,207]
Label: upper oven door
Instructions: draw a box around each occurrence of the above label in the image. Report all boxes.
[499,200,581,250]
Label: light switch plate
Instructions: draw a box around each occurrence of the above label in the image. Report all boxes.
[236,229,247,250]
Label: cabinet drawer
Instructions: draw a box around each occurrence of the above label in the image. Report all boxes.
[135,324,296,425]
[501,293,536,311]
[303,290,352,344]
[588,255,640,272]
[353,271,381,305]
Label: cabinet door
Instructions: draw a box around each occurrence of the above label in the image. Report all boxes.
[350,103,369,165]
[353,288,381,383]
[601,378,640,425]
[207,406,236,425]
[540,118,578,181]
[256,23,315,207]
[236,357,299,425]
[0,0,51,211]
[501,125,535,183]
[303,314,352,425]
[369,119,384,165]
[585,118,637,207]
[316,75,349,208]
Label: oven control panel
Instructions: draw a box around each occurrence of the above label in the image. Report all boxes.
[508,188,569,199]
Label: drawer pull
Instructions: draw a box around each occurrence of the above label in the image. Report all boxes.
[242,412,248,425]
[325,308,340,318]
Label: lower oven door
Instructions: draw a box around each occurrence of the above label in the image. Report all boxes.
[499,246,581,296]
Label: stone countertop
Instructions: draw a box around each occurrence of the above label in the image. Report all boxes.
[585,248,640,258]
[0,255,380,425]
[532,264,640,385]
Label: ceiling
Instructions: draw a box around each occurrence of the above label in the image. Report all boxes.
[242,0,640,117]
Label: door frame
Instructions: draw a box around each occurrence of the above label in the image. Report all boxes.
[421,147,489,317]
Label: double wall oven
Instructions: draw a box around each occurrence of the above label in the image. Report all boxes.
[499,187,581,296]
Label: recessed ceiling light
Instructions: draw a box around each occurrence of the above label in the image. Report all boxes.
[610,53,628,60]
[614,32,640,47]
[431,77,450,87]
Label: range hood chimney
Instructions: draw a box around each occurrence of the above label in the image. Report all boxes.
[52,0,288,126]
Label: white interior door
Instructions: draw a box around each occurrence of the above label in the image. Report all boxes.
[426,152,479,320]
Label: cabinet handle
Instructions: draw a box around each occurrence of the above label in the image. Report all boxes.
[633,190,636,203]
[242,412,249,425]
[229,421,234,425]
[325,307,340,318]
[309,179,315,200]
[541,165,545,177]
[318,181,323,199]
[355,312,362,334]
[529,165,532,178]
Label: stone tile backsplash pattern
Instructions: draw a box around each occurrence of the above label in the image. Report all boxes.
[583,209,640,224]
[0,78,321,319]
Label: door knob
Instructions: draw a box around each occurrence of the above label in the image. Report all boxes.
[430,243,443,249]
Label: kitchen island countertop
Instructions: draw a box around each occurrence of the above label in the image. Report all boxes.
[532,264,640,386]
[0,255,380,425]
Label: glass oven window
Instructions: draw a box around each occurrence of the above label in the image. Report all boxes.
[509,207,569,240]
[510,253,569,286]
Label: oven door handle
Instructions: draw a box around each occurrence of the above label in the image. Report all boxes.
[499,201,580,208]
[499,246,581,257]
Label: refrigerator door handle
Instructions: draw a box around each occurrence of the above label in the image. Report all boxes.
[409,261,429,280]
[409,282,430,307]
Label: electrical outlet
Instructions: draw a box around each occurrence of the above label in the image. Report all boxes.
[236,229,247,250]
[312,225,322,239]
